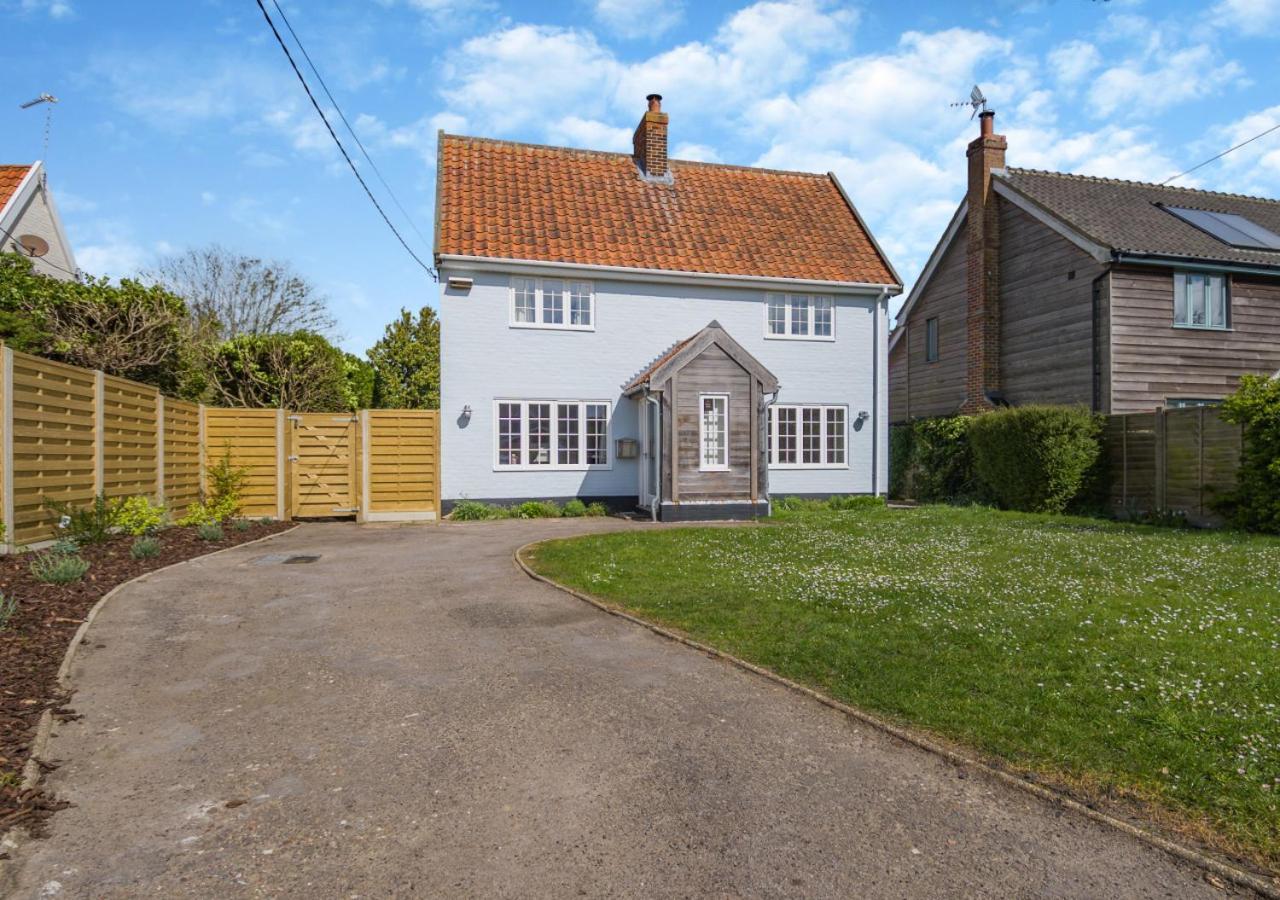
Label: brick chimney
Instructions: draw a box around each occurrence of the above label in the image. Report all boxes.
[633,93,668,179]
[962,109,1006,413]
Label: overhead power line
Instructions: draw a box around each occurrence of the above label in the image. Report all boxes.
[1161,117,1280,186]
[267,0,434,258]
[253,0,436,278]
[1,222,81,280]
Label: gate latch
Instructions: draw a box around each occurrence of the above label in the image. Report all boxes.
[287,455,299,461]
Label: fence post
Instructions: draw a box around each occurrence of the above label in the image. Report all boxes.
[276,408,287,521]
[198,404,207,499]
[434,409,442,523]
[1,345,13,553]
[358,409,370,524]
[93,369,105,496]
[155,393,165,505]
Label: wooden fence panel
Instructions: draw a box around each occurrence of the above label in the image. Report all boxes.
[1164,408,1203,518]
[8,351,99,545]
[101,374,159,502]
[163,399,201,516]
[203,408,283,519]
[1107,412,1157,515]
[361,409,439,521]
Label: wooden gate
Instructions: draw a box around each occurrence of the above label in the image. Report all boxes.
[289,413,358,518]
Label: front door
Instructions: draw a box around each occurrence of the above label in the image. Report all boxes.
[290,413,357,518]
[638,399,661,511]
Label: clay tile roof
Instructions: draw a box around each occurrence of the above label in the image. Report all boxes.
[0,165,33,215]
[435,135,899,286]
[999,167,1280,268]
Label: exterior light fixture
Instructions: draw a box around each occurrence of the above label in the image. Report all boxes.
[461,405,473,420]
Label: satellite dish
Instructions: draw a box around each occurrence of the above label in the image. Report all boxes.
[16,234,50,258]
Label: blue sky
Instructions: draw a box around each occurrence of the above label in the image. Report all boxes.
[3,0,1279,352]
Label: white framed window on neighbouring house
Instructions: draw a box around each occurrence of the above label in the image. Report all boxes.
[1173,271,1228,329]
[495,400,610,470]
[699,394,729,471]
[768,405,847,468]
[764,293,835,340]
[509,277,594,330]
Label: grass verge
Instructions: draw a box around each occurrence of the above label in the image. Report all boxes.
[525,504,1280,871]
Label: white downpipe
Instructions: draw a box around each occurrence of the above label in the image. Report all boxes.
[645,392,661,522]
[872,287,889,496]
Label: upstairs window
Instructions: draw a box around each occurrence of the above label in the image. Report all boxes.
[925,318,939,362]
[1173,272,1228,330]
[765,293,835,340]
[510,277,594,330]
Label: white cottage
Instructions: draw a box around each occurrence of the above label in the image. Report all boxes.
[434,96,901,520]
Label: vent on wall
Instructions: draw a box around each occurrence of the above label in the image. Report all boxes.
[1161,205,1280,251]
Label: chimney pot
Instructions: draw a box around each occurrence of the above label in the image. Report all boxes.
[647,93,662,112]
[979,109,995,138]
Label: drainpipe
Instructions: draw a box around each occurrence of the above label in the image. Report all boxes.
[761,387,779,508]
[644,391,661,522]
[872,287,889,496]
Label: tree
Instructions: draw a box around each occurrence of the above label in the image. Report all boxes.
[0,252,195,395]
[146,244,335,341]
[367,306,440,409]
[203,331,367,412]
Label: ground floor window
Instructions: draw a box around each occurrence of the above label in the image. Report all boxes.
[699,394,729,471]
[495,400,611,470]
[768,404,847,468]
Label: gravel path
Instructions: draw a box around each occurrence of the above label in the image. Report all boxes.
[5,519,1242,898]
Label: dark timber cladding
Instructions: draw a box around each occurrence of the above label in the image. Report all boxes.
[675,344,752,499]
[1108,267,1280,413]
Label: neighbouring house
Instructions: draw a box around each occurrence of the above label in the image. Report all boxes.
[0,161,77,280]
[434,95,901,520]
[889,110,1280,420]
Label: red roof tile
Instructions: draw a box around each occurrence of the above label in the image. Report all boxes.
[435,136,898,286]
[0,165,33,215]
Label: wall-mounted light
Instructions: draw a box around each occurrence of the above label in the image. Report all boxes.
[857,410,870,421]
[447,276,473,292]
[461,405,473,419]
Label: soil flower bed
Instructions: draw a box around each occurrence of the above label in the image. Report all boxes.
[0,520,292,841]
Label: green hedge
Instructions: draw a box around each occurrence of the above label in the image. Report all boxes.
[910,415,978,503]
[968,405,1102,513]
[1218,375,1280,533]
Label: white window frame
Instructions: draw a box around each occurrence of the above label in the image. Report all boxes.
[492,399,612,471]
[509,277,595,331]
[1173,271,1229,330]
[698,393,730,472]
[768,404,849,469]
[764,293,835,341]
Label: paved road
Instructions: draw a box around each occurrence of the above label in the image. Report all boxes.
[7,520,1241,898]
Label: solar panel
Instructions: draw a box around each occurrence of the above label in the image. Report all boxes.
[1163,205,1280,251]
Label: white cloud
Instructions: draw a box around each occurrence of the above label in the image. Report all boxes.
[16,0,73,19]
[546,116,633,151]
[1087,44,1244,118]
[200,191,217,206]
[71,220,150,279]
[1188,104,1280,196]
[672,142,722,162]
[1210,0,1280,35]
[1048,40,1101,86]
[593,0,683,39]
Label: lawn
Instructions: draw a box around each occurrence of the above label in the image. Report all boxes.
[525,504,1280,868]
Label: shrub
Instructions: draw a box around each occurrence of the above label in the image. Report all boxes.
[196,523,224,541]
[968,405,1102,514]
[584,502,609,517]
[131,536,162,559]
[233,518,252,532]
[561,499,588,518]
[773,496,825,514]
[0,593,17,630]
[51,537,80,555]
[46,492,118,545]
[258,517,274,526]
[30,551,90,584]
[826,494,886,511]
[910,415,977,503]
[514,500,561,519]
[1217,374,1280,532]
[450,500,496,521]
[889,425,913,499]
[116,495,167,535]
[179,447,247,526]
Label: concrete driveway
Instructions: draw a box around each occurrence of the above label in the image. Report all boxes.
[6,520,1241,898]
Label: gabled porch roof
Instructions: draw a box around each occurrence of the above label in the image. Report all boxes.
[623,321,780,396]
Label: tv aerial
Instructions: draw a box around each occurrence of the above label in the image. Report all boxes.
[19,93,59,159]
[950,84,989,119]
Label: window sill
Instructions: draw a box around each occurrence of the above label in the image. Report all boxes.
[494,464,613,473]
[769,463,850,470]
[699,465,731,473]
[764,333,835,342]
[510,322,595,332]
[1172,324,1232,332]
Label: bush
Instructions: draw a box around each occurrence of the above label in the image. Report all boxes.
[116,495,167,536]
[46,492,118,545]
[0,593,17,630]
[51,537,80,555]
[450,500,498,521]
[968,405,1102,514]
[585,502,609,517]
[909,416,977,503]
[196,523,224,541]
[773,496,826,514]
[826,494,886,511]
[1218,375,1280,532]
[131,536,162,559]
[30,551,90,584]
[233,518,252,532]
[889,425,913,499]
[561,499,588,518]
[514,500,561,519]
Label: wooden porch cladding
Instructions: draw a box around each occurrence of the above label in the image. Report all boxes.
[673,345,753,500]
